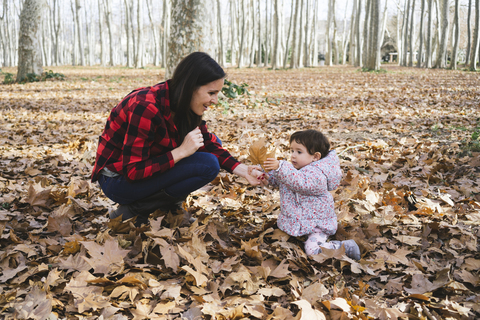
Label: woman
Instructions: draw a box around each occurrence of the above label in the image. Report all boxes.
[92,52,262,226]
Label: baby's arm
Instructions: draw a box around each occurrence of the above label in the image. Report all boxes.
[264,158,279,171]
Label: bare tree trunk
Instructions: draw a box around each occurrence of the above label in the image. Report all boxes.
[230,0,237,66]
[283,0,294,68]
[470,0,480,70]
[465,0,472,66]
[135,0,144,68]
[366,0,380,70]
[417,0,425,67]
[161,0,170,68]
[362,0,371,67]
[408,0,415,67]
[238,0,246,67]
[303,0,309,67]
[17,0,44,81]
[257,0,262,66]
[249,0,256,67]
[124,0,132,67]
[167,0,217,78]
[290,0,300,68]
[355,0,362,67]
[425,0,432,67]
[312,0,318,66]
[271,0,279,69]
[434,0,448,68]
[103,0,114,66]
[401,0,410,66]
[297,0,304,67]
[216,0,225,66]
[377,0,388,65]
[97,0,106,66]
[449,0,459,69]
[74,0,85,66]
[326,0,333,65]
[146,0,159,66]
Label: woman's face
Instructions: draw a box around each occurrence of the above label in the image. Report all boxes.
[190,78,224,116]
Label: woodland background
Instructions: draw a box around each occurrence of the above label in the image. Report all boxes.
[0,0,480,319]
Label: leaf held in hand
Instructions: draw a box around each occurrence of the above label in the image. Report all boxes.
[247,138,275,170]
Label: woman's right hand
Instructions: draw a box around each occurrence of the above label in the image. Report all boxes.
[172,127,204,162]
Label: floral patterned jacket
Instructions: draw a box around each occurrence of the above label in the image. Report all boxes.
[267,150,342,237]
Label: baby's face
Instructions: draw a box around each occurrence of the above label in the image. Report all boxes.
[289,141,317,169]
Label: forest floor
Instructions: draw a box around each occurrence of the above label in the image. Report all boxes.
[0,64,479,320]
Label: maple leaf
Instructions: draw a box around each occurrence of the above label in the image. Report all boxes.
[80,239,130,275]
[182,265,208,287]
[24,182,52,209]
[292,299,327,320]
[248,138,276,171]
[13,285,53,320]
[154,238,180,273]
[374,248,411,265]
[47,214,72,236]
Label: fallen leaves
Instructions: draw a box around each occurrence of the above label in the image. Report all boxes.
[0,66,479,319]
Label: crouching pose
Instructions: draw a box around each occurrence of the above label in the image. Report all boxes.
[91,52,263,226]
[259,129,361,260]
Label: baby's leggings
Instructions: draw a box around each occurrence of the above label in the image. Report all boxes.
[304,227,340,255]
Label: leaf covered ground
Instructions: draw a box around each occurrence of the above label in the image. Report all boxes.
[0,65,479,320]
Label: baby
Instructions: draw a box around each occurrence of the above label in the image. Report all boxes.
[262,129,360,260]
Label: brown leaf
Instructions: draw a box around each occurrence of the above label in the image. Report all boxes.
[248,138,276,170]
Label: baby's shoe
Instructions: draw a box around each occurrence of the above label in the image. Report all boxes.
[341,240,361,260]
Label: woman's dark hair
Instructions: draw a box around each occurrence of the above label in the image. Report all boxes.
[290,129,330,159]
[169,52,226,142]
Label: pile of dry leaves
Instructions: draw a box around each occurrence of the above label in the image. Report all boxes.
[0,65,479,319]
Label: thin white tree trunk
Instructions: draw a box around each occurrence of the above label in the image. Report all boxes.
[103,0,114,66]
[230,0,237,66]
[135,0,144,68]
[465,0,472,66]
[290,0,300,68]
[249,0,256,67]
[470,0,480,70]
[355,0,362,67]
[303,0,309,67]
[74,0,85,66]
[283,0,294,68]
[238,0,247,67]
[425,0,432,67]
[216,0,225,66]
[450,0,458,69]
[271,0,279,69]
[417,0,425,67]
[434,0,448,68]
[408,0,415,66]
[297,0,304,67]
[363,0,371,67]
[257,0,262,66]
[17,0,44,81]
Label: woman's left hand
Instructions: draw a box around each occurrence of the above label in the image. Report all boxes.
[233,164,266,186]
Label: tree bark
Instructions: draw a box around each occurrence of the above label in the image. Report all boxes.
[355,0,362,67]
[417,0,425,67]
[216,0,225,66]
[425,0,432,67]
[297,0,304,67]
[434,0,448,68]
[167,0,217,78]
[249,0,256,67]
[401,0,410,66]
[103,0,114,66]
[303,0,309,67]
[290,0,300,68]
[362,0,371,67]
[450,0,459,69]
[408,0,415,67]
[17,0,44,81]
[470,0,480,70]
[238,0,246,67]
[271,0,279,69]
[326,0,333,65]
[135,0,144,68]
[366,0,379,70]
[465,0,472,66]
[74,0,85,66]
[230,0,237,66]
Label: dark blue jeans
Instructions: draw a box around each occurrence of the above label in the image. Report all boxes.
[98,151,220,205]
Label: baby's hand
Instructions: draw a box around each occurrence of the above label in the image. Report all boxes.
[264,158,279,171]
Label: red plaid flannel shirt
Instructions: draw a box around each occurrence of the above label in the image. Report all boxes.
[91,81,240,182]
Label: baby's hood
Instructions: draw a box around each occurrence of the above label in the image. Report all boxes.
[311,149,342,191]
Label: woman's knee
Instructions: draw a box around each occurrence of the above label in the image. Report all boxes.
[198,153,220,180]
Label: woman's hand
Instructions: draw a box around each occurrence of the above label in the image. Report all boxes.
[172,127,204,163]
[264,158,279,171]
